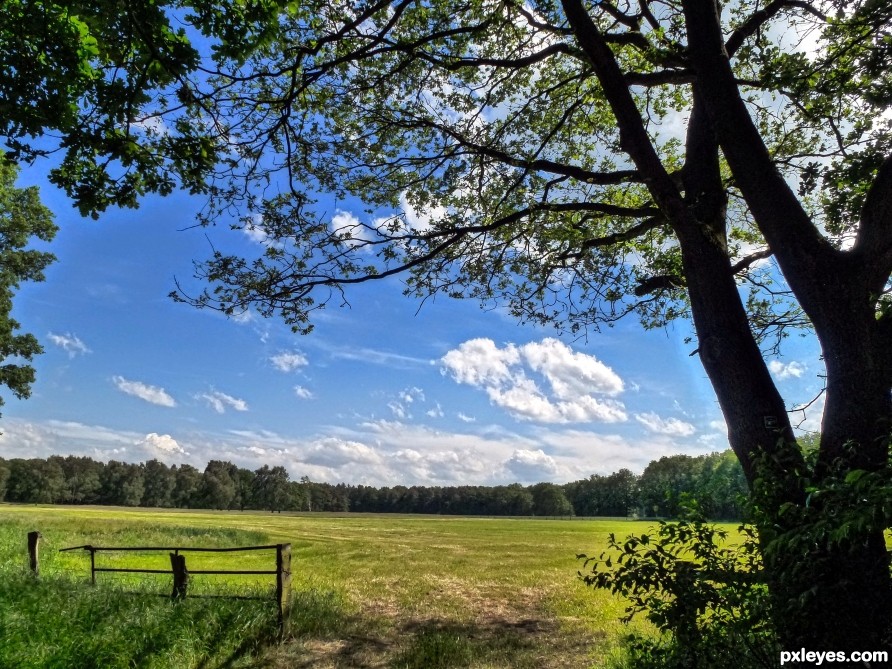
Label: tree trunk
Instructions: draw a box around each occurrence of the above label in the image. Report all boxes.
[679,203,892,651]
[676,0,892,649]
[563,0,892,648]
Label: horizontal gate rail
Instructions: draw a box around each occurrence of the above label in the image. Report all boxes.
[57,539,292,637]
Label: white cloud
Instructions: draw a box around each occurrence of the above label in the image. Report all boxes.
[136,432,185,456]
[112,376,176,407]
[47,332,91,358]
[303,437,382,468]
[196,390,249,414]
[505,448,563,482]
[270,351,309,372]
[769,359,807,380]
[0,413,713,487]
[318,341,432,368]
[457,412,476,423]
[522,338,624,397]
[294,385,314,400]
[388,387,427,419]
[635,411,696,437]
[400,387,425,403]
[129,116,169,136]
[791,391,826,433]
[441,337,627,424]
[0,419,192,465]
[441,338,521,387]
[708,418,728,435]
[229,309,255,324]
[426,403,444,418]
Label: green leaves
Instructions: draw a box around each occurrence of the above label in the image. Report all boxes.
[0,161,58,414]
[0,0,203,216]
[579,508,777,668]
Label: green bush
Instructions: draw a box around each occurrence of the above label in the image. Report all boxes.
[578,499,778,669]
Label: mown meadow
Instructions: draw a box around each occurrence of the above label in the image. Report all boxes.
[0,504,674,668]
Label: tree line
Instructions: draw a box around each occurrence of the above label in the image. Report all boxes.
[0,449,746,519]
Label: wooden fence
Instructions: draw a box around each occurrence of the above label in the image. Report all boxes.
[47,535,293,635]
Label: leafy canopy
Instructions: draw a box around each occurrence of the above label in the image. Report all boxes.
[161,0,888,351]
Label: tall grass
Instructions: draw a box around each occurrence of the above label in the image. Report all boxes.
[0,514,287,668]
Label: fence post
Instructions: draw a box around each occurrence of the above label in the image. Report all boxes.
[27,531,41,575]
[276,543,292,638]
[90,548,96,585]
[170,553,189,600]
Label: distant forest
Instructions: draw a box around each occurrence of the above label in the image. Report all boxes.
[0,449,749,519]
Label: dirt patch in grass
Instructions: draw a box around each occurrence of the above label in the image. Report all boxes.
[265,582,604,669]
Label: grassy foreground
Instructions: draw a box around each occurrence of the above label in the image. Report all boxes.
[0,505,658,668]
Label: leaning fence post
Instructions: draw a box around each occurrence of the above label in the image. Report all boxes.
[27,531,41,575]
[170,552,189,600]
[276,543,292,638]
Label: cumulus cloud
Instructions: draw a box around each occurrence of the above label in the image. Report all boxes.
[196,390,249,414]
[792,391,826,433]
[137,432,185,456]
[270,351,308,372]
[112,376,176,407]
[522,338,624,396]
[441,338,627,424]
[769,359,807,380]
[442,338,521,387]
[303,437,382,468]
[635,411,696,437]
[47,332,91,358]
[505,448,563,482]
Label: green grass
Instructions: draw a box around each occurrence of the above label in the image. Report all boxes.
[0,504,676,668]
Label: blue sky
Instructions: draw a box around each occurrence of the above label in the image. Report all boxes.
[0,162,826,486]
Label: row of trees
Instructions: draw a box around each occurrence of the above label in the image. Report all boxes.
[0,450,746,519]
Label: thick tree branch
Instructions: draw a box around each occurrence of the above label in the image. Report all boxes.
[731,249,773,274]
[559,0,688,225]
[634,274,684,296]
[855,152,892,286]
[625,69,695,86]
[579,215,665,250]
[682,0,840,323]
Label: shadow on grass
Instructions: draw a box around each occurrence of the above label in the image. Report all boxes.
[281,614,595,669]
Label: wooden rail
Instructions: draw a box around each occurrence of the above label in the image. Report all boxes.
[57,540,292,636]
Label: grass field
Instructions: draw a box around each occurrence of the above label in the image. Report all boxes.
[0,504,663,668]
